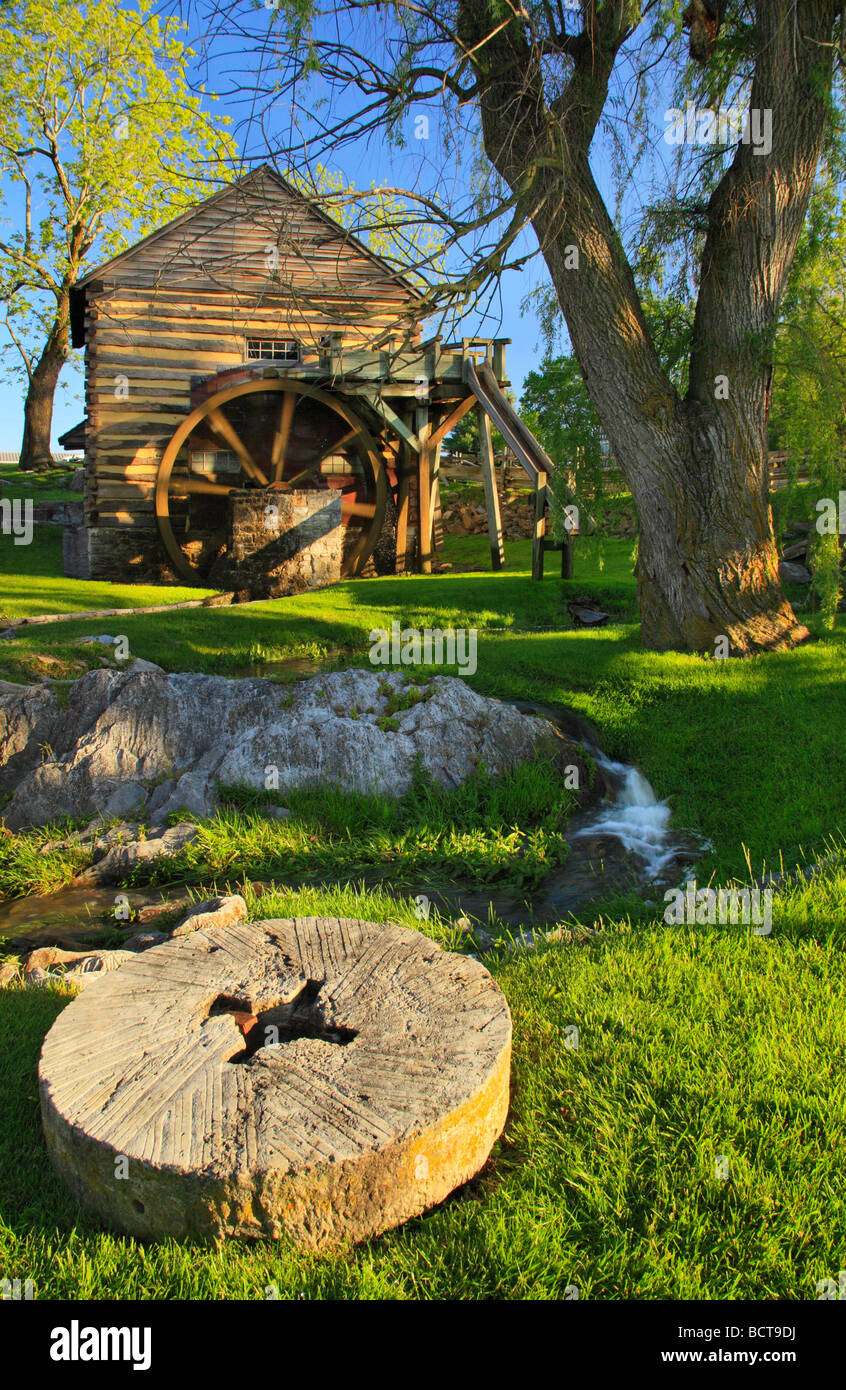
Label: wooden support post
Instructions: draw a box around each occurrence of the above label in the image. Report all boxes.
[532,470,548,581]
[477,405,505,571]
[395,440,411,575]
[416,405,433,574]
[430,439,443,553]
[492,339,509,382]
[328,333,343,376]
[561,531,575,579]
[362,392,420,451]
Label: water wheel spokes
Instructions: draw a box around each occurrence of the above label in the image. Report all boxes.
[206,406,268,486]
[156,379,388,583]
[270,391,300,483]
[168,477,235,498]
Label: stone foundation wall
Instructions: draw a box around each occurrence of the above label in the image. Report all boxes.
[209,489,342,598]
[83,527,179,584]
[62,524,91,580]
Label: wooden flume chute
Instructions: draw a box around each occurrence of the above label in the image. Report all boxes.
[154,378,388,582]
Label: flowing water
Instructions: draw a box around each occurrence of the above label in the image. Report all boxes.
[571,757,678,878]
[0,697,705,950]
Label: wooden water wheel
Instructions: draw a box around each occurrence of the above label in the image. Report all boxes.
[155,379,388,581]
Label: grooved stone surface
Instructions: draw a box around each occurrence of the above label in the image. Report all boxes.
[39,917,512,1249]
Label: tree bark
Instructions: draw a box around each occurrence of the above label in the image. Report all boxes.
[18,292,69,473]
[458,0,839,653]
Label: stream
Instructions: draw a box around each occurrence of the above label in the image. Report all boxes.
[0,696,705,952]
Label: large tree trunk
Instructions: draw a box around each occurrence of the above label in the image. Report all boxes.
[458,0,839,653]
[539,199,805,655]
[19,297,69,473]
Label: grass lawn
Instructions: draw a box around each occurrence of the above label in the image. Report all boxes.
[2,872,844,1299]
[0,457,83,505]
[0,526,216,620]
[0,520,843,1299]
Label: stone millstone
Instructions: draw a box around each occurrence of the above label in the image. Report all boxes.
[39,917,511,1249]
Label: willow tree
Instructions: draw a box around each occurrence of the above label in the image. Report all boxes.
[770,182,846,627]
[457,0,846,653]
[0,0,235,471]
[218,0,846,653]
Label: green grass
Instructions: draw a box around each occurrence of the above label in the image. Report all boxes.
[0,531,840,881]
[0,823,88,899]
[0,755,578,902]
[0,456,82,505]
[0,518,844,1299]
[0,526,216,620]
[1,870,844,1299]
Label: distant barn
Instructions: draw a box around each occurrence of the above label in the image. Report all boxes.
[64,164,563,591]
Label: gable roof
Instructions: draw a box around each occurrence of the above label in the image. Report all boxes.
[76,163,426,301]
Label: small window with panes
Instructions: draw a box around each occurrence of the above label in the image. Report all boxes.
[246,338,300,363]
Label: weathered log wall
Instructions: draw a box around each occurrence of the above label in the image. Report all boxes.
[76,168,424,581]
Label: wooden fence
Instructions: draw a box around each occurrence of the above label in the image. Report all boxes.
[0,450,82,467]
[440,449,815,493]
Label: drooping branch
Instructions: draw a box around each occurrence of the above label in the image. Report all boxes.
[688,0,842,416]
[455,0,674,429]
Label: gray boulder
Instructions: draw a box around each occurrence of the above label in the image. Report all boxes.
[0,679,61,795]
[77,823,199,885]
[1,667,567,830]
[779,559,812,585]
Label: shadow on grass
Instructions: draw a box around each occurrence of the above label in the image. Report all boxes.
[0,986,95,1234]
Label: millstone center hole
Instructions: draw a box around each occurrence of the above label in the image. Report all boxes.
[209,980,357,1063]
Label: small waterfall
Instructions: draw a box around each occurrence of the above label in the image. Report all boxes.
[571,753,677,878]
[505,698,699,887]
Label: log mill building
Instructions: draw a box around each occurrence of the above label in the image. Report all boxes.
[63,165,562,594]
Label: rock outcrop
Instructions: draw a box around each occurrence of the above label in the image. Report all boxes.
[0,667,571,830]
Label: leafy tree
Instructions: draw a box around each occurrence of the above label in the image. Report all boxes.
[519,353,606,546]
[0,0,235,470]
[442,397,508,456]
[520,355,603,474]
[214,0,846,653]
[769,182,846,626]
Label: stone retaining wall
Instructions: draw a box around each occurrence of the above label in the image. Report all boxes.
[209,488,342,597]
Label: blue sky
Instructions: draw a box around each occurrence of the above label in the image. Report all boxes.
[0,2,685,450]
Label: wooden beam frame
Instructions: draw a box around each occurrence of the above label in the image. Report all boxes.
[416,404,433,573]
[477,405,505,571]
[531,470,548,581]
[395,438,412,574]
[430,438,443,553]
[430,394,475,451]
[361,391,421,451]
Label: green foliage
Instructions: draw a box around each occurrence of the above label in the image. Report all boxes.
[0,822,86,897]
[443,399,507,456]
[520,352,607,542]
[285,165,443,289]
[0,0,235,386]
[770,181,846,628]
